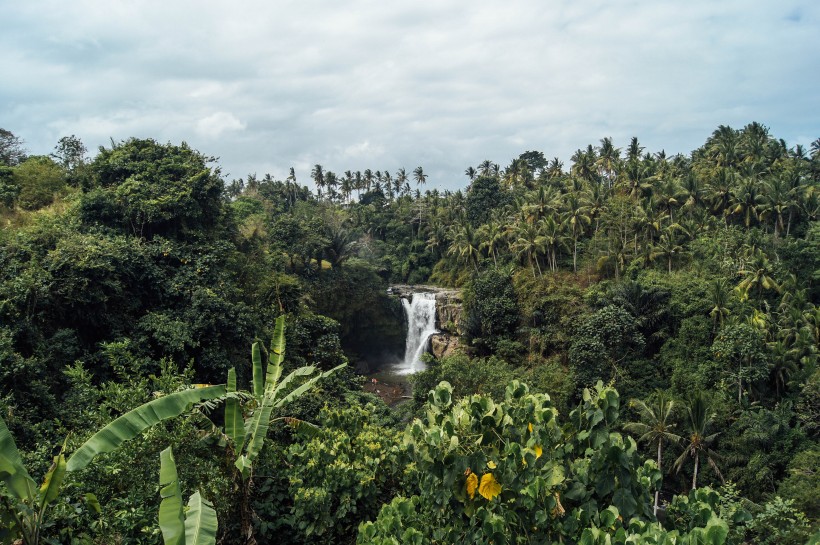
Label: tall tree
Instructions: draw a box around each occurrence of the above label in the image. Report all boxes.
[674,394,723,491]
[0,128,27,166]
[413,166,428,189]
[624,392,681,516]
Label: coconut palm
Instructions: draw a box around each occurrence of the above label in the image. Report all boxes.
[596,137,621,186]
[730,177,763,228]
[413,166,428,189]
[537,215,569,272]
[510,220,544,276]
[708,278,732,329]
[650,227,686,273]
[736,248,780,303]
[447,222,481,272]
[561,193,591,272]
[477,216,506,267]
[674,394,723,490]
[311,164,325,199]
[625,392,682,516]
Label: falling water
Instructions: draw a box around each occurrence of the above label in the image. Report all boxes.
[399,292,438,374]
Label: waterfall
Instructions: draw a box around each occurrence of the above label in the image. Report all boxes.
[399,292,438,374]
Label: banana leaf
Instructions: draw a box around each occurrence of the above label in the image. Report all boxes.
[0,415,36,501]
[267,315,286,389]
[184,491,218,545]
[67,384,226,471]
[251,342,264,397]
[159,447,184,545]
[273,364,346,409]
[225,369,245,448]
[235,395,275,477]
[38,448,67,510]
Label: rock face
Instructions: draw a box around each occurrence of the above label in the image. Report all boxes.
[434,291,463,335]
[430,333,460,359]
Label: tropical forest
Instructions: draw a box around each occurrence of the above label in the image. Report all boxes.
[0,123,818,544]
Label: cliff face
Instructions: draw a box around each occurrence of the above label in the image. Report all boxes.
[390,285,463,359]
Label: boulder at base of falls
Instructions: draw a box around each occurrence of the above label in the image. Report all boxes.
[430,333,460,359]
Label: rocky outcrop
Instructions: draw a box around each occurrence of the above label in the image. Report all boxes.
[430,333,460,359]
[435,291,462,334]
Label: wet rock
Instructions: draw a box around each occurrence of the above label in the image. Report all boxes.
[430,333,460,359]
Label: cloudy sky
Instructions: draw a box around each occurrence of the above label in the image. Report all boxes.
[2,0,818,189]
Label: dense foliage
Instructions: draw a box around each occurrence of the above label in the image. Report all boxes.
[1,124,818,543]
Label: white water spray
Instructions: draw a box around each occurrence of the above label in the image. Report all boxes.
[399,292,438,374]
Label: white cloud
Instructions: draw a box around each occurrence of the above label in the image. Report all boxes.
[1,0,818,188]
[196,112,246,139]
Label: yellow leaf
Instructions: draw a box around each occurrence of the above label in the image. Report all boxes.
[479,473,501,500]
[487,460,497,469]
[534,445,543,459]
[466,473,478,499]
[528,422,533,433]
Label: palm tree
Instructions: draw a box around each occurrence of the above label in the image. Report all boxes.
[736,248,780,303]
[447,222,481,272]
[625,392,682,516]
[707,125,740,168]
[674,394,723,490]
[465,166,477,181]
[708,278,732,330]
[510,220,544,276]
[413,166,428,189]
[767,339,797,400]
[730,177,763,228]
[546,157,564,179]
[571,145,597,184]
[596,136,621,186]
[311,164,325,199]
[537,215,568,272]
[477,217,506,267]
[650,228,686,273]
[561,193,591,273]
[706,168,735,223]
[478,159,494,177]
[394,168,408,196]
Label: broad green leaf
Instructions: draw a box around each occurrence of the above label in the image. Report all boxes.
[273,364,345,409]
[252,342,264,397]
[284,417,321,439]
[159,447,184,545]
[267,315,286,390]
[0,416,37,501]
[84,493,102,514]
[225,369,245,448]
[67,385,226,471]
[227,367,237,393]
[236,396,275,478]
[184,491,218,545]
[269,365,316,400]
[544,463,565,488]
[38,449,67,510]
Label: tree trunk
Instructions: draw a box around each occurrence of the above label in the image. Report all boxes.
[655,441,662,516]
[692,454,699,490]
[573,238,578,273]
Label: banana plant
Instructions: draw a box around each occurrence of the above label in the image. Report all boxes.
[218,315,344,544]
[158,447,217,545]
[228,315,345,480]
[1,384,226,545]
[0,417,68,545]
